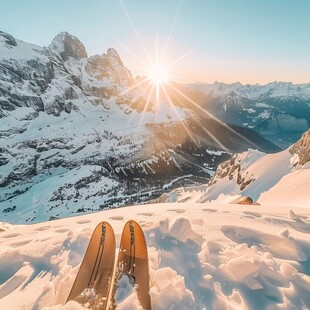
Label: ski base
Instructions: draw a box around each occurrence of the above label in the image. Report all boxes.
[67,221,115,309]
[111,220,151,310]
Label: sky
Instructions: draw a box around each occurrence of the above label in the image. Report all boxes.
[1,0,310,84]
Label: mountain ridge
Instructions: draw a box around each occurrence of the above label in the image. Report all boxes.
[170,81,310,148]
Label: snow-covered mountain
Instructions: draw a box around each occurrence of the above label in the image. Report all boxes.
[0,31,134,116]
[160,129,310,208]
[0,31,280,223]
[180,82,310,148]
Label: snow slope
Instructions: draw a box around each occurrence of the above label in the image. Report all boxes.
[161,130,310,209]
[0,202,310,309]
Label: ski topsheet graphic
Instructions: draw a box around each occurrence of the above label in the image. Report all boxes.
[67,221,115,309]
[111,220,151,310]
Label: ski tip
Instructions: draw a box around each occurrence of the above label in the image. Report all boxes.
[95,221,114,230]
[122,220,146,236]
[124,219,141,227]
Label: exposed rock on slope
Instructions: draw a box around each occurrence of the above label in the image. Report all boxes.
[208,149,262,191]
[50,32,88,61]
[160,129,310,207]
[202,129,310,204]
[290,129,310,165]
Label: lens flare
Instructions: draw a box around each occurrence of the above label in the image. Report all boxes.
[147,62,169,86]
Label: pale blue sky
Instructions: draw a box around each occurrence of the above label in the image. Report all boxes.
[1,0,309,83]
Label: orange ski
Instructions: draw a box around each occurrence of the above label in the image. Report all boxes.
[111,220,151,310]
[67,221,115,309]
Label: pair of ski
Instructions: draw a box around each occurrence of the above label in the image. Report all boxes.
[67,220,151,310]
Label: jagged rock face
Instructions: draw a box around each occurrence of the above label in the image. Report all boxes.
[0,31,17,47]
[50,32,88,61]
[289,129,310,165]
[0,33,53,116]
[85,49,134,96]
[86,55,112,79]
[208,150,260,191]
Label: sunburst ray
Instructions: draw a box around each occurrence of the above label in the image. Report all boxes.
[117,78,149,98]
[138,82,155,126]
[118,0,153,64]
[119,42,148,68]
[162,84,199,147]
[200,125,228,151]
[161,0,184,63]
[166,82,259,149]
[166,49,193,70]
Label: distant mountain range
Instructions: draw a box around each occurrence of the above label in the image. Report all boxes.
[0,30,306,222]
[168,81,310,148]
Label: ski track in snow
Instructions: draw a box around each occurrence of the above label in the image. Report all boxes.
[0,203,310,309]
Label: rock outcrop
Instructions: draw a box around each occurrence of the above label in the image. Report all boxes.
[50,32,88,61]
[290,129,310,165]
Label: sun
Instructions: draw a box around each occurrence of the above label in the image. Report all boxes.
[147,62,169,85]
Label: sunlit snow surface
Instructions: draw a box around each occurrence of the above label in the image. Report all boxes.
[163,146,310,209]
[0,202,310,309]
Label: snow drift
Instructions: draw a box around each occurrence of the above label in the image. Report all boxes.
[0,202,310,309]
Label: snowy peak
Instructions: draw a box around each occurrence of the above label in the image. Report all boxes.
[107,47,122,64]
[0,31,17,47]
[192,81,310,99]
[49,31,88,61]
[0,31,136,117]
[290,129,310,165]
[0,31,45,62]
[85,49,134,88]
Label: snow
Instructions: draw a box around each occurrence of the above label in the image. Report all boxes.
[258,111,271,119]
[259,167,310,208]
[196,147,310,206]
[0,35,46,62]
[244,108,255,114]
[0,165,118,223]
[49,32,69,54]
[66,57,114,89]
[206,150,226,156]
[163,174,193,190]
[0,202,310,309]
[115,274,142,309]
